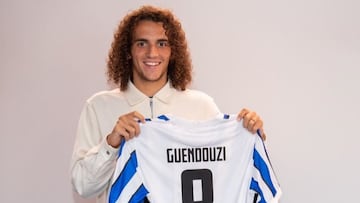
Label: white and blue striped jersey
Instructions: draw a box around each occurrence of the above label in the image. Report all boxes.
[108,114,281,203]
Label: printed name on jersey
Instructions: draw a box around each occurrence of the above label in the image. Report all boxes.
[166,146,226,163]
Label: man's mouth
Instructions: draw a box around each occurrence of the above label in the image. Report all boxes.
[144,61,161,66]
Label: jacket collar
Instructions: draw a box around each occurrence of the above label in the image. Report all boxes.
[124,81,175,106]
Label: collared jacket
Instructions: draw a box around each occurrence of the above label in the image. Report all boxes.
[70,81,220,203]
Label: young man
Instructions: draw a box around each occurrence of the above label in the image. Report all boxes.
[71,5,266,203]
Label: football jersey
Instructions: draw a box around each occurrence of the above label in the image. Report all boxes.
[108,114,281,203]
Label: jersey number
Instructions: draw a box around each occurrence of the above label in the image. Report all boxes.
[181,169,213,203]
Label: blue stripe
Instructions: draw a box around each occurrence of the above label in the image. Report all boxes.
[157,114,170,121]
[129,184,149,203]
[109,151,138,203]
[253,148,277,196]
[250,178,266,203]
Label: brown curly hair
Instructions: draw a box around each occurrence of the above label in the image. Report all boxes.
[107,5,192,91]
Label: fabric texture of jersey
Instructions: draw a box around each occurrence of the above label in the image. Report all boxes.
[109,114,281,203]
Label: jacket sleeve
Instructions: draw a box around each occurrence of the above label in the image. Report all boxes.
[70,101,119,198]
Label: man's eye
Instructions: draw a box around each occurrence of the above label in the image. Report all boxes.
[136,42,147,47]
[158,42,168,47]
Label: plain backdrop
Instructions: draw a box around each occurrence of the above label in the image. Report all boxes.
[1,0,359,202]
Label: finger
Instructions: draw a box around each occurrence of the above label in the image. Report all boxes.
[247,119,256,133]
[121,131,130,141]
[114,121,130,138]
[243,111,256,129]
[117,121,138,140]
[237,108,250,120]
[131,111,146,123]
[125,119,141,137]
[251,119,263,133]
[113,117,130,140]
[123,126,136,140]
[127,116,144,136]
[115,113,141,140]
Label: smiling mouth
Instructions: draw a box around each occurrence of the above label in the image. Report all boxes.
[144,61,161,66]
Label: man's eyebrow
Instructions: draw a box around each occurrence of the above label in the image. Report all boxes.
[157,38,169,42]
[132,38,169,43]
[133,38,148,42]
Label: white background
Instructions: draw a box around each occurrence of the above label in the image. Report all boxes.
[1,0,359,202]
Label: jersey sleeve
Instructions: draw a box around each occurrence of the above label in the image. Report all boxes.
[108,140,149,203]
[250,137,282,203]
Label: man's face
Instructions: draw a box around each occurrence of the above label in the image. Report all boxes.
[130,20,171,87]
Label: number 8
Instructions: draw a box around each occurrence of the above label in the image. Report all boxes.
[181,169,213,203]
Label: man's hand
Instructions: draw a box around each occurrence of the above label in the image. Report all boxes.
[237,108,266,141]
[106,111,145,148]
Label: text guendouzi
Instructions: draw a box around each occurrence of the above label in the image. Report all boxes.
[166,146,226,163]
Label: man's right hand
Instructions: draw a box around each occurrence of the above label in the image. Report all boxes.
[106,111,145,148]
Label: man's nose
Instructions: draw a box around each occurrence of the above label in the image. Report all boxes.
[146,45,159,57]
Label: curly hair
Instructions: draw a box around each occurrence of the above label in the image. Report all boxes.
[107,5,192,91]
